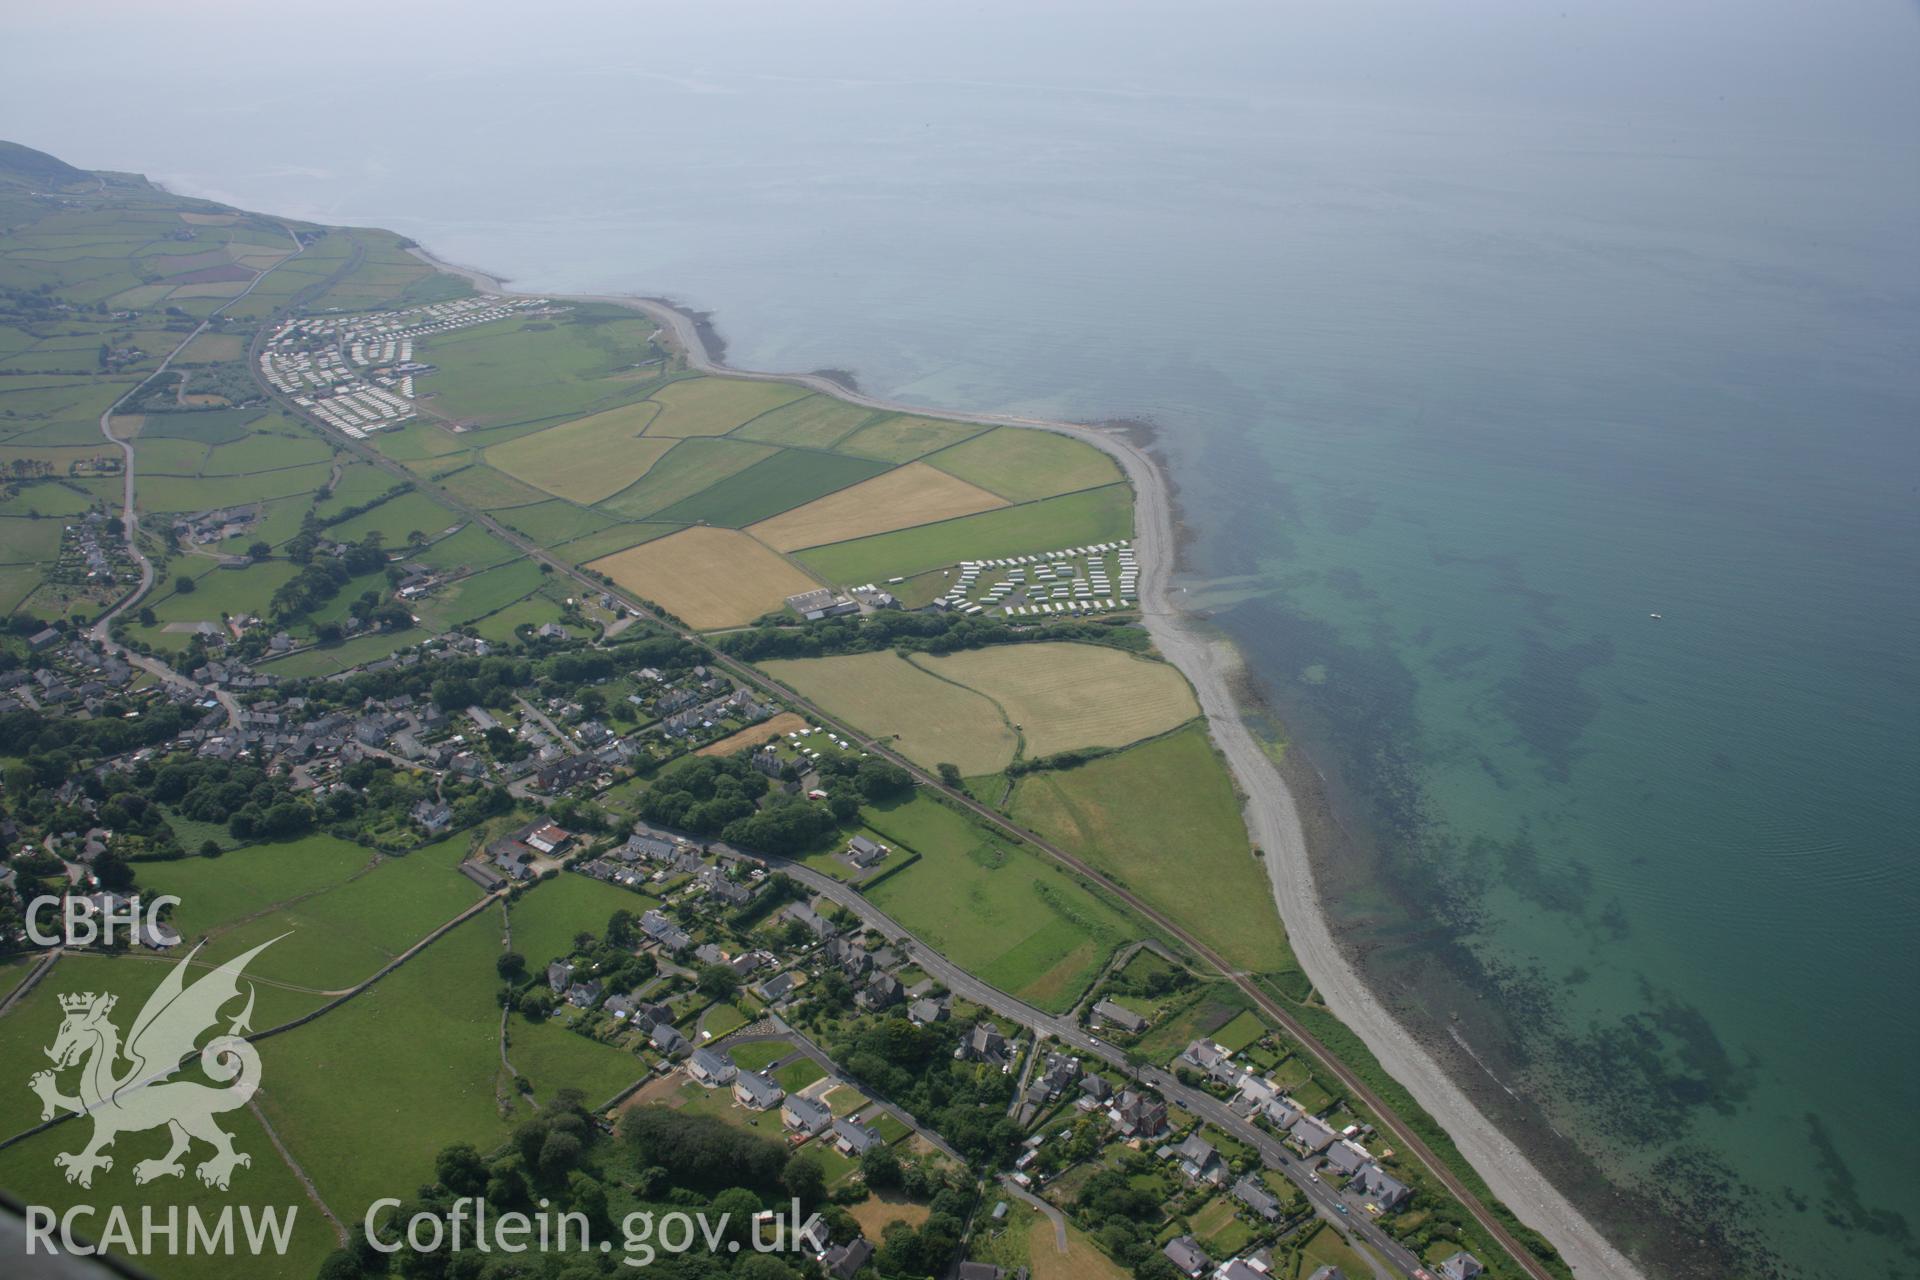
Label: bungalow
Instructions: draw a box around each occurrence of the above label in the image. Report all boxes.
[907,997,949,1025]
[1163,1236,1210,1280]
[1090,999,1148,1034]
[822,1239,873,1280]
[688,1047,737,1087]
[1214,1262,1266,1280]
[1079,1074,1113,1105]
[733,1071,786,1111]
[754,971,800,1004]
[1435,1252,1484,1280]
[831,1116,884,1156]
[1350,1163,1411,1214]
[1232,1175,1284,1222]
[846,835,888,868]
[781,1093,833,1136]
[650,1023,690,1057]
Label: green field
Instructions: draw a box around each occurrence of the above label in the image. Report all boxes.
[595,437,779,518]
[254,907,516,1226]
[833,413,989,462]
[412,309,659,429]
[1009,723,1297,977]
[727,393,877,448]
[796,483,1133,584]
[508,871,657,972]
[862,794,1139,1011]
[256,626,426,677]
[482,399,670,503]
[924,426,1123,501]
[414,559,546,629]
[496,497,618,545]
[643,376,808,438]
[649,447,889,527]
[434,461,554,510]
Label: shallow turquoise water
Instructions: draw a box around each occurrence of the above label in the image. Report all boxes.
[8,4,1916,1274]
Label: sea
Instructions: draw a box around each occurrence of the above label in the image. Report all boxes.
[7,3,1915,1276]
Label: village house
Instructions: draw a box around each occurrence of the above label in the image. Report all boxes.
[1166,1132,1226,1186]
[687,1047,737,1087]
[1350,1163,1412,1214]
[831,1116,884,1157]
[821,1239,873,1280]
[733,1071,786,1111]
[1163,1236,1210,1280]
[1108,1090,1170,1140]
[1091,999,1148,1034]
[781,1093,833,1136]
[641,910,692,953]
[846,835,888,868]
[524,823,573,856]
[1289,1115,1338,1155]
[958,1023,1010,1067]
[1231,1175,1284,1222]
[1434,1251,1484,1280]
[650,1023,690,1057]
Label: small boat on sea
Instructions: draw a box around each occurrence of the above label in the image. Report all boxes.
[1649,613,1662,620]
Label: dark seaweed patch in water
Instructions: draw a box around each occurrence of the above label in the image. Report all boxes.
[1431,642,1491,679]
[1324,566,1375,600]
[1496,829,1593,914]
[1430,547,1565,629]
[1497,629,1614,782]
[1319,481,1378,534]
[1805,1113,1918,1257]
[1210,592,1796,1279]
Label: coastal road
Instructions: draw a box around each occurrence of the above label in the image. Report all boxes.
[707,844,1421,1277]
[277,265,1621,1279]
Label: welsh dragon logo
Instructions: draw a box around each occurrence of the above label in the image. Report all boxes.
[29,937,280,1191]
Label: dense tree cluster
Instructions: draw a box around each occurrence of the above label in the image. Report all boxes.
[827,1016,1020,1164]
[716,609,1149,662]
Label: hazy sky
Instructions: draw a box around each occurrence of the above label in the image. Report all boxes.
[6,0,1917,175]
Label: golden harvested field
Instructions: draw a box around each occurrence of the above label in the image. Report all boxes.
[696,712,810,757]
[747,462,1008,552]
[758,652,1016,775]
[589,526,820,629]
[644,376,809,438]
[484,400,669,503]
[912,643,1198,758]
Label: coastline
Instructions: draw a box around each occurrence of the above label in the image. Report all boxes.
[408,244,1641,1279]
